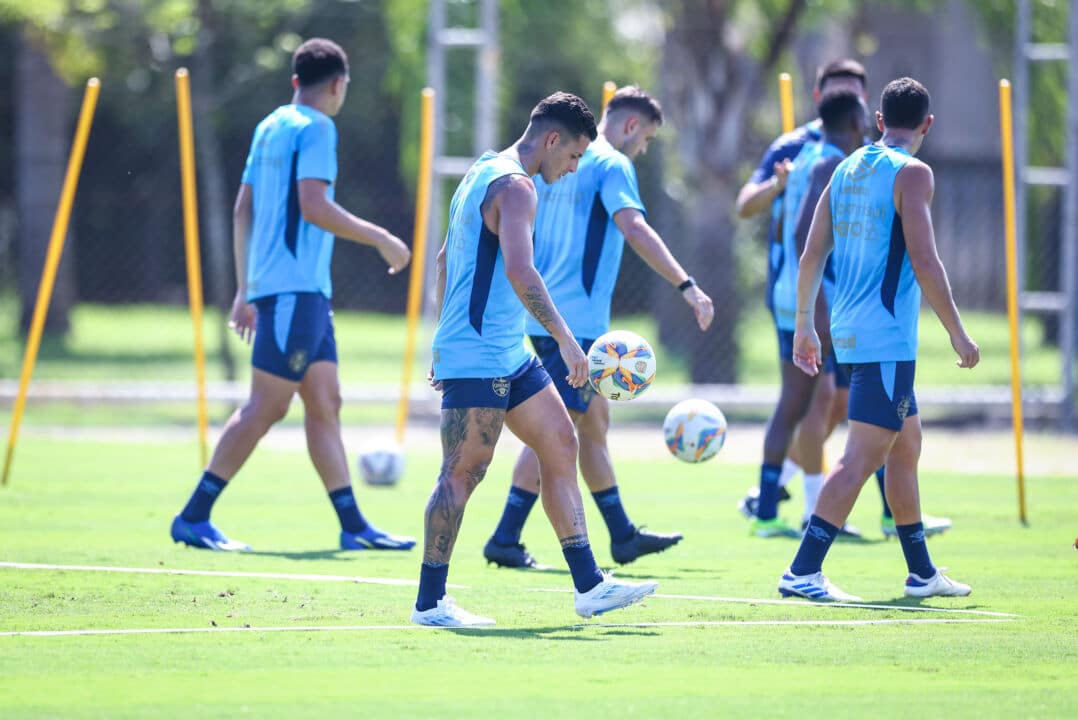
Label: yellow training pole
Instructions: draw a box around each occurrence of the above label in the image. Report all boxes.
[175,68,209,467]
[395,88,436,444]
[779,72,795,134]
[999,79,1027,524]
[602,81,617,111]
[2,78,100,487]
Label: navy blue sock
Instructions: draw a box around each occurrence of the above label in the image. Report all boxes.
[896,522,936,579]
[328,486,369,534]
[789,514,840,576]
[415,562,449,611]
[877,467,892,519]
[561,541,604,593]
[592,487,635,544]
[757,463,782,521]
[491,486,539,546]
[179,471,227,523]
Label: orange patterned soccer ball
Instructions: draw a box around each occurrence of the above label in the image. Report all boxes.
[587,330,657,401]
[663,399,727,463]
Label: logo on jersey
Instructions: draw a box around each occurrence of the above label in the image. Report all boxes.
[896,395,912,421]
[288,350,308,375]
[492,377,510,398]
[846,156,877,182]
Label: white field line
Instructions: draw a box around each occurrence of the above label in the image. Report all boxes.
[531,588,1021,618]
[0,561,467,589]
[0,617,1014,638]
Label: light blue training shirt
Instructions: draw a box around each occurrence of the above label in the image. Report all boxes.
[828,143,920,363]
[525,136,645,340]
[432,152,532,380]
[240,104,338,301]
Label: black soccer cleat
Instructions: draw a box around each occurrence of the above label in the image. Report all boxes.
[610,526,684,565]
[483,538,540,569]
[737,485,793,519]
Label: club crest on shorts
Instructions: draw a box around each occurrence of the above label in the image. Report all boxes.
[492,377,510,398]
[896,395,912,421]
[288,349,308,375]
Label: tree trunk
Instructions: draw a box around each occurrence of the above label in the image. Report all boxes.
[192,0,236,380]
[15,29,75,336]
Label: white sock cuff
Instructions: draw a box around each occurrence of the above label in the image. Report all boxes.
[779,458,802,488]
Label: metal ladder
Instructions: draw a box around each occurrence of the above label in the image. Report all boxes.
[425,0,499,311]
[1013,0,1077,428]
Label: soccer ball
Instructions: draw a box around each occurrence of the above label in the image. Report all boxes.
[587,330,656,401]
[663,399,727,463]
[357,439,405,486]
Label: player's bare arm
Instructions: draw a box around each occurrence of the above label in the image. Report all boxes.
[792,184,835,376]
[614,208,714,331]
[428,240,449,390]
[735,158,793,218]
[795,159,841,352]
[490,174,588,388]
[895,161,979,369]
[229,182,257,343]
[297,178,411,274]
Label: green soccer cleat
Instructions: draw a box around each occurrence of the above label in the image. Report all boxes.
[750,517,802,539]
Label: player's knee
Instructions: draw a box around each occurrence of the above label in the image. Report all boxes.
[307,389,342,421]
[245,395,291,428]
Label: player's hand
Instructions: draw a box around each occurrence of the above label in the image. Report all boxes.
[950,331,980,369]
[772,159,793,193]
[427,363,443,392]
[792,326,822,376]
[228,291,257,344]
[683,286,714,331]
[378,232,411,275]
[559,338,589,388]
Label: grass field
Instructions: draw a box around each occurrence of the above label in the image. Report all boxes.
[1,434,1076,718]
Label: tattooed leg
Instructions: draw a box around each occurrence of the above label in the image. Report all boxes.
[504,385,588,543]
[422,407,505,565]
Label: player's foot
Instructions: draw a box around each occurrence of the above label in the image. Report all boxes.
[410,596,496,627]
[170,515,251,551]
[736,485,791,519]
[778,569,862,601]
[881,513,953,539]
[750,517,801,538]
[574,572,658,619]
[904,569,971,597]
[610,526,683,565]
[802,520,863,539]
[340,526,416,551]
[483,538,540,568]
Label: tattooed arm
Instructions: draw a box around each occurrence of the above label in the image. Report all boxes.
[487,174,587,388]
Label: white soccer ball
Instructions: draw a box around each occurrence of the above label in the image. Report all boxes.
[587,330,657,401]
[357,439,405,486]
[663,399,727,463]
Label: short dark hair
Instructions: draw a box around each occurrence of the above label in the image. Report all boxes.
[293,38,349,88]
[881,77,930,130]
[817,89,865,134]
[529,92,598,141]
[605,85,663,126]
[816,58,867,91]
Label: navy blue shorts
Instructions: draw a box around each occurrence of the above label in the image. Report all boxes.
[777,327,843,381]
[252,292,337,381]
[845,360,918,431]
[440,356,552,411]
[531,335,597,415]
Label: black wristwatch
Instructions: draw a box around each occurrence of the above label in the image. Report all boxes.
[677,277,696,292]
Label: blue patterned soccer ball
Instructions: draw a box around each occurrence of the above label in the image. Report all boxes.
[587,330,657,401]
[663,399,727,463]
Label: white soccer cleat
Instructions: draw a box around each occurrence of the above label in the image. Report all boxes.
[778,568,863,602]
[574,572,658,619]
[904,570,971,597]
[922,514,953,536]
[410,596,496,627]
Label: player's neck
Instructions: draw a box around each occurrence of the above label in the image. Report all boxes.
[292,90,334,117]
[878,129,920,155]
[505,138,542,176]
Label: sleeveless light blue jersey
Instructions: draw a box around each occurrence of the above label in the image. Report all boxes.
[771,140,845,330]
[240,104,338,301]
[525,137,645,340]
[432,152,531,379]
[828,144,920,363]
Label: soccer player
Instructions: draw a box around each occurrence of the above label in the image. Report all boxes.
[170,38,416,553]
[481,86,714,570]
[411,93,658,626]
[778,77,978,600]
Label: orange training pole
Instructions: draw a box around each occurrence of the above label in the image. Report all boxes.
[175,68,210,467]
[779,73,795,134]
[2,78,100,487]
[395,88,436,444]
[602,81,617,111]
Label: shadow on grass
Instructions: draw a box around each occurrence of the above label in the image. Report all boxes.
[246,549,355,562]
[443,625,610,641]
